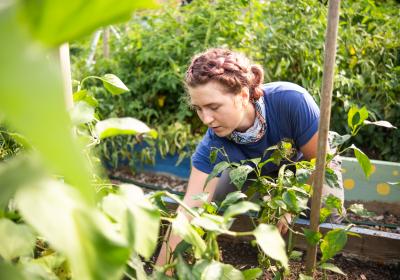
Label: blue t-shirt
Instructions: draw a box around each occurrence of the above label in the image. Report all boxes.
[191,81,320,175]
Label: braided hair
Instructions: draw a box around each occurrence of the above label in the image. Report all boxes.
[185,48,264,100]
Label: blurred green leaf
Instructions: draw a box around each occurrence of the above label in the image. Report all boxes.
[302,228,322,246]
[219,191,247,209]
[0,219,36,261]
[0,155,44,208]
[320,229,347,263]
[18,0,158,46]
[73,90,98,107]
[176,254,194,280]
[70,101,95,125]
[348,203,375,218]
[95,117,157,139]
[0,7,93,202]
[253,224,288,270]
[201,261,244,280]
[0,262,26,280]
[242,268,262,280]
[101,184,160,259]
[172,212,206,258]
[223,201,260,221]
[15,179,130,280]
[319,262,346,275]
[99,74,130,96]
[363,120,397,129]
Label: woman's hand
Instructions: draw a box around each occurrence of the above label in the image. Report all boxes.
[276,213,292,235]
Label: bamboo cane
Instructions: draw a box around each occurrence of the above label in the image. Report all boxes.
[59,43,73,109]
[305,0,341,276]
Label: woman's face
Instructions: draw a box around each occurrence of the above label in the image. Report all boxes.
[189,81,250,137]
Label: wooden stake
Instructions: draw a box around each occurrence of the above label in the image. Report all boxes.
[59,43,73,109]
[305,0,341,276]
[103,27,110,59]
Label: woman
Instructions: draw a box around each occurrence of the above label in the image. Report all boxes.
[157,48,344,266]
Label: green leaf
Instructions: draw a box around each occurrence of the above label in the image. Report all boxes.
[347,204,375,218]
[205,161,231,189]
[329,131,351,148]
[0,219,36,261]
[172,212,207,258]
[220,191,247,209]
[201,261,244,280]
[325,167,340,189]
[349,145,372,179]
[319,263,346,275]
[101,184,160,259]
[299,274,313,280]
[0,8,93,202]
[0,262,26,280]
[95,117,158,139]
[296,168,312,184]
[363,120,397,129]
[223,201,260,221]
[229,165,253,190]
[282,190,307,213]
[73,90,98,107]
[15,179,130,280]
[289,250,303,261]
[324,194,343,215]
[191,192,209,203]
[319,207,331,223]
[320,229,347,263]
[191,216,225,233]
[302,228,322,246]
[176,254,194,280]
[253,224,288,270]
[18,0,158,46]
[0,155,44,208]
[69,101,95,125]
[209,149,218,163]
[99,74,130,96]
[348,106,368,133]
[242,268,263,280]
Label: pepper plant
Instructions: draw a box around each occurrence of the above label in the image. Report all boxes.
[154,105,396,279]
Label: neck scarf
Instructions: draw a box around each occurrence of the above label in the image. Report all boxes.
[229,96,266,144]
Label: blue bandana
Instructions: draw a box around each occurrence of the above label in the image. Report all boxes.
[229,96,266,144]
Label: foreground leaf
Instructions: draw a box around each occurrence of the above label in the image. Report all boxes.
[18,0,158,46]
[253,224,288,270]
[201,261,244,280]
[95,117,157,139]
[223,201,260,221]
[15,179,130,280]
[0,219,36,261]
[229,165,253,190]
[172,212,206,258]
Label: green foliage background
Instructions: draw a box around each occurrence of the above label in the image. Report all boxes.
[71,0,400,163]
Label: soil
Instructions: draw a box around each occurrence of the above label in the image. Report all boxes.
[217,238,400,280]
[112,169,400,279]
[109,168,400,233]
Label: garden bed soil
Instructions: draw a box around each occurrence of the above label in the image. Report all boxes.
[112,169,400,279]
[109,169,400,234]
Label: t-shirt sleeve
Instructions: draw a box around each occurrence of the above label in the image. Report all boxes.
[191,132,214,174]
[285,90,320,148]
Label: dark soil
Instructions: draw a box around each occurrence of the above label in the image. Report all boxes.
[112,169,400,279]
[217,238,400,280]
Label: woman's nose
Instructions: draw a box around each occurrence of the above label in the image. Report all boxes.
[202,111,214,125]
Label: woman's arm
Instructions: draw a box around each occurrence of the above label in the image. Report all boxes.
[156,166,219,267]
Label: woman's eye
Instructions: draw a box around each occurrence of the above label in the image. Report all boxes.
[210,106,219,111]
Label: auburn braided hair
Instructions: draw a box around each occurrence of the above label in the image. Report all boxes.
[185,48,264,100]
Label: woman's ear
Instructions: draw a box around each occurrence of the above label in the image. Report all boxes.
[240,88,250,107]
